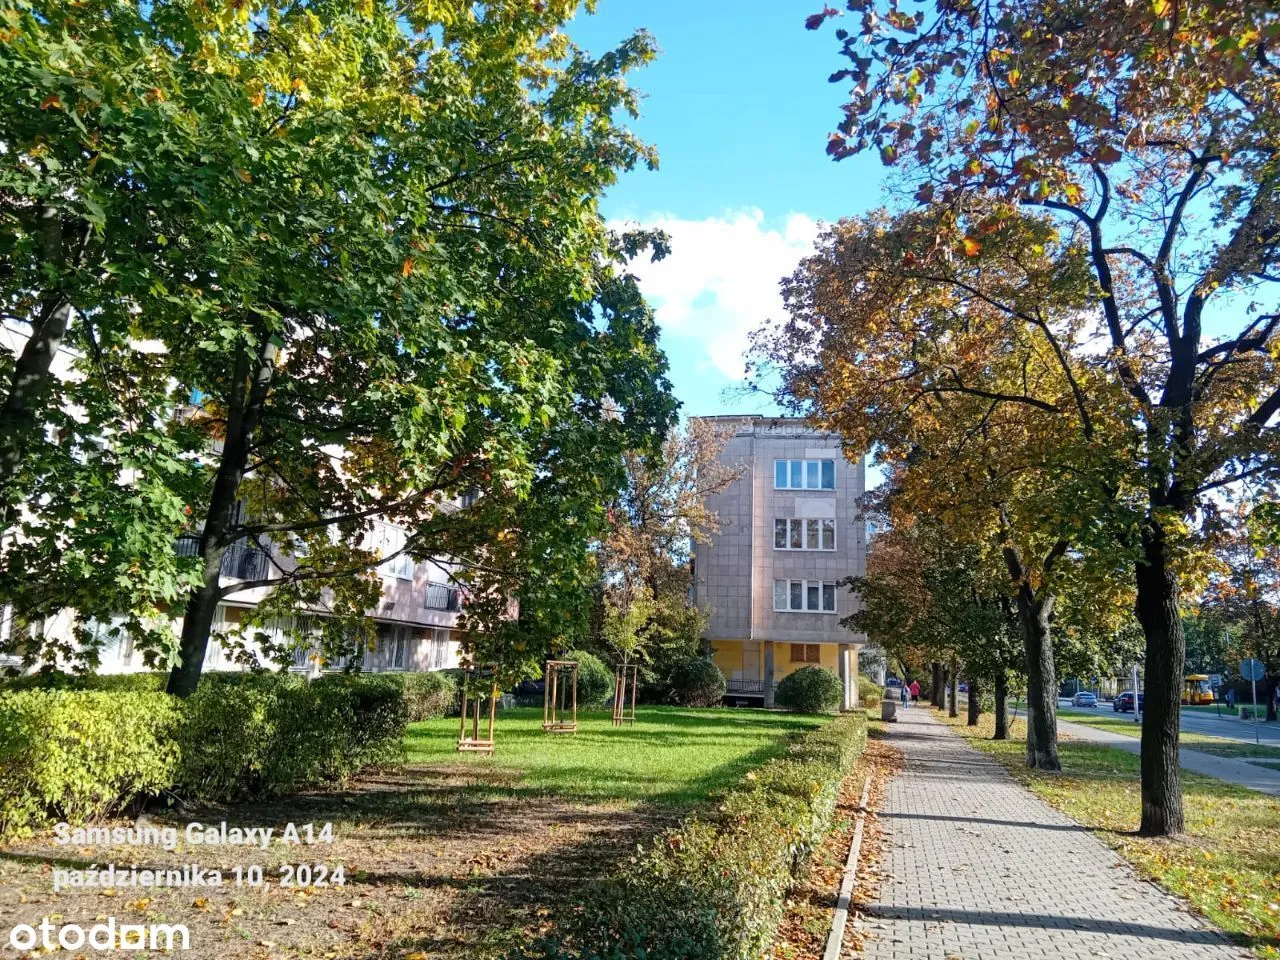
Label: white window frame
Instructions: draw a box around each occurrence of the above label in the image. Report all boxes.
[773,459,836,491]
[772,579,839,613]
[372,521,415,581]
[773,518,836,551]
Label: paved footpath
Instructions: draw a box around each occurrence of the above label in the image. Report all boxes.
[1056,717,1280,798]
[856,709,1250,960]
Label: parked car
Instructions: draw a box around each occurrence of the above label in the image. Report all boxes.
[958,682,969,693]
[1072,691,1098,708]
[1113,690,1144,712]
[885,675,903,688]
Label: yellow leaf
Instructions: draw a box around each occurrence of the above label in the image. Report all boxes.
[235,168,253,184]
[962,236,982,257]
[39,94,61,110]
[402,257,414,277]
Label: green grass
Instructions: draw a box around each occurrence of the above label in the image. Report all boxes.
[405,706,827,808]
[1055,707,1280,762]
[942,711,1280,959]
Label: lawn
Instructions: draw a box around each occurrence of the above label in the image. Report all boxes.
[941,711,1280,959]
[1054,706,1280,762]
[0,705,827,960]
[405,706,826,807]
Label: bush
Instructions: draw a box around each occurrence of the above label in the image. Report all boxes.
[858,676,882,708]
[566,650,612,708]
[668,657,726,707]
[553,712,868,960]
[176,673,406,801]
[774,666,843,714]
[0,690,181,835]
[0,671,410,835]
[396,671,459,721]
[0,670,167,693]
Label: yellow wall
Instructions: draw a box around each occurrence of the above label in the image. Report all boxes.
[711,641,746,678]
[710,640,841,682]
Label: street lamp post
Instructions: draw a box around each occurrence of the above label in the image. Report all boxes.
[1131,663,1141,724]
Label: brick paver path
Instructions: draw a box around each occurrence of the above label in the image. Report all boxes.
[858,709,1249,960]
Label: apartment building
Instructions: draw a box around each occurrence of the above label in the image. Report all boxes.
[692,415,870,709]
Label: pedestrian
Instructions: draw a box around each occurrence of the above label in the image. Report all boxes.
[1225,687,1235,709]
[899,682,909,709]
[909,678,921,703]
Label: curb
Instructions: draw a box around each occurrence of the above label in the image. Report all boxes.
[822,772,873,960]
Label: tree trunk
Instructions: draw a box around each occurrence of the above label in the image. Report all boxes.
[1001,539,1062,769]
[931,661,943,707]
[967,676,981,725]
[993,669,1009,740]
[1135,525,1185,836]
[0,207,73,498]
[949,656,959,718]
[167,339,277,698]
[1019,591,1060,770]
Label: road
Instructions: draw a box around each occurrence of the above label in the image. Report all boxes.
[1056,700,1280,745]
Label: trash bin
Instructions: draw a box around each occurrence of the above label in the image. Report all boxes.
[881,699,898,722]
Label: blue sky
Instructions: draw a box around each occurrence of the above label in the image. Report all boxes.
[568,1,890,419]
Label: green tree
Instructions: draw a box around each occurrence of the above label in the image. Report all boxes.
[0,0,675,695]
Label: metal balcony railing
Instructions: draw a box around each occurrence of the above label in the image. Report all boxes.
[725,678,766,695]
[424,582,461,612]
[175,536,271,581]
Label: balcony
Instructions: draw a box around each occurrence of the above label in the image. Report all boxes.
[175,536,271,581]
[424,582,462,612]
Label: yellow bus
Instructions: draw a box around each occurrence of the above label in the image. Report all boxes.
[1181,675,1214,705]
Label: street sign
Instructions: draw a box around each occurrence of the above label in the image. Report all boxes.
[1240,658,1265,681]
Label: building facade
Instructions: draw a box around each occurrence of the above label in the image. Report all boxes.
[693,416,869,708]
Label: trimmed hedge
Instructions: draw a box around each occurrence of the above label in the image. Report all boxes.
[395,670,459,721]
[0,670,168,693]
[0,690,182,836]
[858,676,883,707]
[0,672,409,835]
[668,657,726,707]
[775,665,844,714]
[175,673,406,801]
[550,712,868,960]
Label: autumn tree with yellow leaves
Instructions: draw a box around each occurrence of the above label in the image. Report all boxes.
[792,0,1280,834]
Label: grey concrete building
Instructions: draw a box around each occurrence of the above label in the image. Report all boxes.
[694,415,869,708]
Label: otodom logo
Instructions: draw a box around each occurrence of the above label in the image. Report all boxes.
[8,917,190,952]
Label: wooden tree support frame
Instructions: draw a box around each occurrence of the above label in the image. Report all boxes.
[542,659,579,734]
[458,664,499,754]
[612,663,639,726]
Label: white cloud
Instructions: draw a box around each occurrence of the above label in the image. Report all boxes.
[612,208,821,380]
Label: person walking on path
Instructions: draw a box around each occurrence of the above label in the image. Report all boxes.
[854,709,1247,960]
[899,682,909,709]
[908,678,920,703]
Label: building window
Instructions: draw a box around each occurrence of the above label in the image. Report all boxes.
[773,459,836,490]
[372,522,415,580]
[377,624,412,670]
[773,518,836,551]
[773,579,839,613]
[790,643,821,663]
